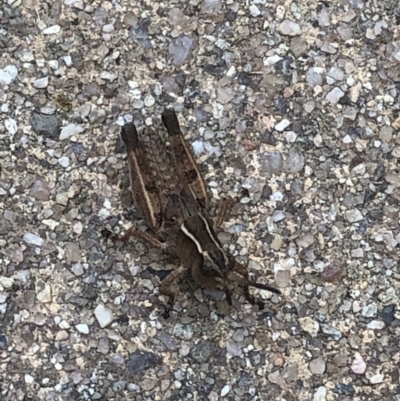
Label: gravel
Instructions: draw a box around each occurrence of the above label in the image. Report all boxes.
[1,1,399,400]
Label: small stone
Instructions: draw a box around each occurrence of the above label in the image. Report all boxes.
[320,324,342,340]
[157,331,179,351]
[328,66,345,81]
[75,324,89,334]
[369,373,384,384]
[5,118,18,134]
[226,339,242,357]
[172,323,193,340]
[326,87,345,104]
[278,20,301,36]
[379,126,393,142]
[144,94,155,107]
[337,24,353,41]
[0,65,18,85]
[31,113,61,139]
[345,209,363,223]
[249,4,260,17]
[94,304,114,328]
[23,233,44,246]
[169,35,196,67]
[351,352,366,374]
[286,148,304,172]
[313,386,327,401]
[275,119,290,132]
[361,303,377,318]
[34,76,49,88]
[367,320,385,330]
[43,25,61,35]
[306,67,323,87]
[275,269,290,287]
[299,317,320,337]
[296,233,314,248]
[217,87,235,104]
[310,357,326,374]
[304,100,316,113]
[380,304,395,325]
[221,385,231,397]
[321,264,342,282]
[31,179,50,201]
[129,350,162,376]
[36,281,52,303]
[260,151,283,174]
[200,0,222,14]
[58,156,70,168]
[60,123,84,140]
[25,374,34,384]
[343,106,357,120]
[385,172,400,187]
[71,263,84,276]
[318,8,330,26]
[290,36,308,57]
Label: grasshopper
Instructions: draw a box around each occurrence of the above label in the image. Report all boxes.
[120,108,281,312]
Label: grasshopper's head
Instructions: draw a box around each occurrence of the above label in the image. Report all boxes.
[180,214,235,304]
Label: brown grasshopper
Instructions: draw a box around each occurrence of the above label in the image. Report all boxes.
[120,108,281,312]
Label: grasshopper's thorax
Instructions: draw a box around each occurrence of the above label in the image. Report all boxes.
[180,212,235,277]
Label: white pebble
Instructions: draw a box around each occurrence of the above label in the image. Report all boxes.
[275,119,291,132]
[5,118,18,134]
[23,233,44,246]
[75,324,89,334]
[94,304,114,328]
[369,373,384,384]
[58,156,70,168]
[351,352,366,374]
[34,76,49,89]
[0,65,18,85]
[43,25,61,35]
[144,94,155,107]
[60,123,84,140]
[221,385,231,397]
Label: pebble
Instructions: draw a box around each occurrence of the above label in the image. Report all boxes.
[75,324,89,334]
[326,87,345,104]
[313,386,327,401]
[129,350,162,376]
[367,320,385,330]
[275,119,290,132]
[320,324,342,340]
[361,303,377,318]
[226,339,242,357]
[221,385,231,397]
[172,323,194,340]
[71,263,84,276]
[277,20,301,36]
[31,113,61,139]
[144,94,155,107]
[0,65,18,85]
[23,233,44,246]
[58,156,70,168]
[60,123,84,140]
[169,35,196,67]
[345,209,363,223]
[369,373,384,384]
[217,87,235,104]
[43,25,61,35]
[299,317,320,337]
[351,352,367,374]
[310,357,326,374]
[94,304,114,328]
[34,76,49,89]
[5,118,18,135]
